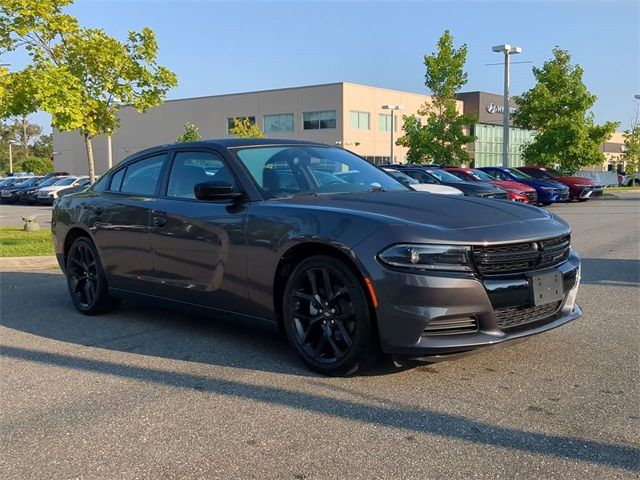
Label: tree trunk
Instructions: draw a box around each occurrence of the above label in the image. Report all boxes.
[21,116,29,159]
[84,133,96,183]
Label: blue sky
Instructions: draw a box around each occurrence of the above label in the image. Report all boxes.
[4,0,639,131]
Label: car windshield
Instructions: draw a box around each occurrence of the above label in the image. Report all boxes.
[15,177,40,187]
[11,177,33,186]
[54,177,77,186]
[233,146,407,198]
[469,169,496,182]
[507,169,533,180]
[523,169,553,180]
[426,169,464,183]
[382,168,418,184]
[39,177,68,187]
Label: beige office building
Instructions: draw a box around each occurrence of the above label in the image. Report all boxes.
[54,82,464,174]
[53,81,626,175]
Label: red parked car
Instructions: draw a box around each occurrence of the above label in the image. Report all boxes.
[517,166,603,201]
[444,168,538,204]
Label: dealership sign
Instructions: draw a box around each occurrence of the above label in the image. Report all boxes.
[486,103,517,115]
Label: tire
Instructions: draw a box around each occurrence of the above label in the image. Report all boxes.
[577,198,589,202]
[282,255,378,376]
[540,201,553,206]
[65,236,120,315]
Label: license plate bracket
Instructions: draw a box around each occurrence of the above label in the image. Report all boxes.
[532,270,564,306]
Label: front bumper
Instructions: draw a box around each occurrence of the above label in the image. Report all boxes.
[37,195,55,205]
[574,186,603,199]
[371,250,582,358]
[538,189,570,203]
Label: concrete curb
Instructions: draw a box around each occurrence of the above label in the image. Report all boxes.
[0,255,59,272]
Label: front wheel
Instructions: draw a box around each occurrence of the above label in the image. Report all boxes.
[282,256,378,376]
[66,236,120,315]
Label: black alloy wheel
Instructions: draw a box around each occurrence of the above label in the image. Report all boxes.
[283,255,377,376]
[66,237,119,315]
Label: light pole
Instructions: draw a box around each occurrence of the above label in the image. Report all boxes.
[107,132,113,169]
[492,44,522,168]
[8,140,17,174]
[382,105,402,163]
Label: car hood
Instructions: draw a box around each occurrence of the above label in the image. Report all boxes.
[557,176,597,186]
[491,180,535,192]
[440,181,506,194]
[409,184,464,195]
[518,178,567,189]
[39,185,70,192]
[275,191,564,233]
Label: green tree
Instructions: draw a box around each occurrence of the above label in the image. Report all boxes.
[513,48,618,173]
[1,0,178,182]
[176,122,201,143]
[17,156,52,174]
[228,117,266,138]
[622,112,639,177]
[31,132,52,158]
[396,30,476,165]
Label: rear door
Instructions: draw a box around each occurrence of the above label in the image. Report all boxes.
[92,153,168,293]
[148,149,249,311]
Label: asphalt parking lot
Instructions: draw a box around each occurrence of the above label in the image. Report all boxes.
[1,194,639,479]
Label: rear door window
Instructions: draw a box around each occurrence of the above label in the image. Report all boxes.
[109,154,167,196]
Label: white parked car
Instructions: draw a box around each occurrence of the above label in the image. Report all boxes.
[37,176,90,204]
[382,168,464,195]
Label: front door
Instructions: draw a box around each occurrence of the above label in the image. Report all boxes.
[148,149,249,312]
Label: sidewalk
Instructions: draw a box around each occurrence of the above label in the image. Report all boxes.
[0,255,59,272]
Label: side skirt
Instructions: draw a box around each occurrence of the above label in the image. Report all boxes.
[108,287,278,331]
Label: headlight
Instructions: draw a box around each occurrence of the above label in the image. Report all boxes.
[378,244,472,272]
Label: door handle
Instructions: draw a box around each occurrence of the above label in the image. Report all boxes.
[152,213,167,228]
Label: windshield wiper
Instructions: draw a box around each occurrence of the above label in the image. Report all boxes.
[368,186,387,192]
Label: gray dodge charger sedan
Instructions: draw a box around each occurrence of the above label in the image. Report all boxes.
[52,139,582,376]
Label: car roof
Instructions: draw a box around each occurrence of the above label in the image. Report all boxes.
[124,138,328,161]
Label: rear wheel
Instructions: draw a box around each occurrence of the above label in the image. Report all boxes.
[66,237,119,315]
[282,256,378,376]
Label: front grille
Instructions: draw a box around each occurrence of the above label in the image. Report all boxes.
[472,235,570,275]
[524,191,538,203]
[495,301,562,330]
[479,192,509,200]
[422,317,479,336]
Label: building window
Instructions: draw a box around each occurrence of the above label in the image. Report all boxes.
[349,111,370,130]
[303,110,336,130]
[378,114,397,132]
[472,123,536,168]
[264,113,294,133]
[227,116,256,133]
[364,155,391,165]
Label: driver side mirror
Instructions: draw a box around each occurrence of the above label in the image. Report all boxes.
[194,181,243,201]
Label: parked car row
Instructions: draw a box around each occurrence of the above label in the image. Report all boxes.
[378,163,603,206]
[0,173,90,205]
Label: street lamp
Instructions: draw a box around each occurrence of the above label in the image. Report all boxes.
[382,105,402,163]
[8,140,17,174]
[492,44,522,168]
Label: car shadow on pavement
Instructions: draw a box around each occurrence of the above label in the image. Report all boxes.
[580,258,640,287]
[0,271,404,377]
[0,343,638,473]
[2,272,639,472]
